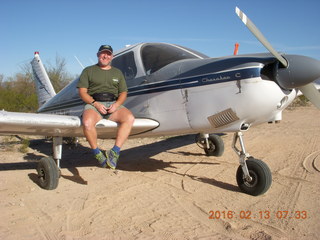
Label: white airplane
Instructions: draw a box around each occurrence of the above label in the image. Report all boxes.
[1,7,320,195]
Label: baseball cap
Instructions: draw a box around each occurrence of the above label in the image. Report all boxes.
[98,45,113,54]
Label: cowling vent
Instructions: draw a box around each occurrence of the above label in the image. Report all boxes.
[207,108,239,128]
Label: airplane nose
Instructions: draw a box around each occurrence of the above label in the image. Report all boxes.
[276,55,320,89]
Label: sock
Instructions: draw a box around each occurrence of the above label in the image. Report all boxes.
[112,145,121,155]
[92,148,101,155]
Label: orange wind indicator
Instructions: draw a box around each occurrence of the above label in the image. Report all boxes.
[233,43,239,55]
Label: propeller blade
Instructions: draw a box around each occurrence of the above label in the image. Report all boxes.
[235,7,288,67]
[298,83,320,109]
[235,7,320,109]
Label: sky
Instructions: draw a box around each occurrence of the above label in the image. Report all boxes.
[1,0,320,79]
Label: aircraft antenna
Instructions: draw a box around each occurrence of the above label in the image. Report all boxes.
[74,56,84,69]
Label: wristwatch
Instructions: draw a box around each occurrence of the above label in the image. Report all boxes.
[90,100,96,106]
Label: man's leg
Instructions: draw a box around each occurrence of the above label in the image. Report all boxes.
[82,109,102,149]
[109,107,135,148]
[106,108,135,169]
[82,109,109,167]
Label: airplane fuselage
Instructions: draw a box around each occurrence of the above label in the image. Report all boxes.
[35,43,297,138]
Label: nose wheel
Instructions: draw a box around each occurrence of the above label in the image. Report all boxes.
[236,157,272,196]
[232,132,272,196]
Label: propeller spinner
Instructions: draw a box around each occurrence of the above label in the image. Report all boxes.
[235,7,320,109]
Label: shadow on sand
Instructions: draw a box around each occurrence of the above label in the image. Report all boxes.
[0,135,239,192]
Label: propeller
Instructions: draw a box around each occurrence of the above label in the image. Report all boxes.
[299,84,320,109]
[235,7,320,109]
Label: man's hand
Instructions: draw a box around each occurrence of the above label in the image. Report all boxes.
[93,102,108,115]
[106,103,119,114]
[93,102,119,115]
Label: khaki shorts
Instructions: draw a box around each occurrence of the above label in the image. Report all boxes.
[84,101,125,119]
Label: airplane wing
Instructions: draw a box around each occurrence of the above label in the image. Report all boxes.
[0,111,159,138]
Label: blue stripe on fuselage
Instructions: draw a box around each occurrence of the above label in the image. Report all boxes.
[127,67,261,97]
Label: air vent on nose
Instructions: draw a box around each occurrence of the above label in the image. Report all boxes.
[207,108,239,128]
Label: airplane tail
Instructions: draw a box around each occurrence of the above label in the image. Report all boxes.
[31,52,56,107]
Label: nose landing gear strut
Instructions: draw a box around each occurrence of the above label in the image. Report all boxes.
[195,132,272,196]
[232,132,272,196]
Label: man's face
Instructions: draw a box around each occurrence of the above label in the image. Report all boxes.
[97,50,113,67]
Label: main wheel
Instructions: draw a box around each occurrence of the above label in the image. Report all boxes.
[195,134,224,157]
[236,158,272,196]
[37,157,59,190]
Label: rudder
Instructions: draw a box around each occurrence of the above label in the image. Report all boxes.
[31,52,56,107]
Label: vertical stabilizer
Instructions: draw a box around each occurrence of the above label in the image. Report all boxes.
[31,52,56,107]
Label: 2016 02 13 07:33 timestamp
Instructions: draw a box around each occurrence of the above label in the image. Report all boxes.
[208,210,307,220]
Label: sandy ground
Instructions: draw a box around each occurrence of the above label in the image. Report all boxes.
[0,106,319,240]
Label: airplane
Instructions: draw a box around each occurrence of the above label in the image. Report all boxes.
[1,7,320,196]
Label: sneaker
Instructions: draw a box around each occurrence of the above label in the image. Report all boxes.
[106,149,119,169]
[95,151,107,168]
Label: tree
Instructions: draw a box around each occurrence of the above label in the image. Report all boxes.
[0,55,74,112]
[0,73,38,112]
[46,55,73,92]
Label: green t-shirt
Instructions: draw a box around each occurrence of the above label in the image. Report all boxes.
[77,64,128,97]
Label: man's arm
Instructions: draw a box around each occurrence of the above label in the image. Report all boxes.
[78,88,95,104]
[116,91,127,106]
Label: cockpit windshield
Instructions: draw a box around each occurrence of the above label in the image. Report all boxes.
[141,43,208,75]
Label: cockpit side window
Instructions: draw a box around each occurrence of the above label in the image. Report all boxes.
[141,43,205,75]
[112,51,137,81]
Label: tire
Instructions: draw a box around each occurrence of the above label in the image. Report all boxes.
[236,158,272,196]
[37,157,59,190]
[204,134,224,157]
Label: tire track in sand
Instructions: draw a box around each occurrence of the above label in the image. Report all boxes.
[269,135,319,230]
[60,194,91,240]
[25,200,58,240]
[169,151,290,239]
[168,157,244,239]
